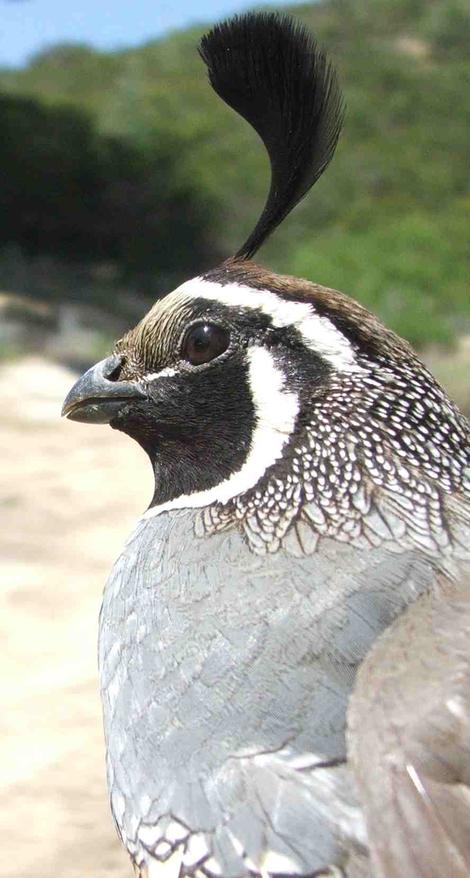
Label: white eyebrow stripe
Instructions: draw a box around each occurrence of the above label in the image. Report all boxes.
[175,276,363,373]
[142,366,177,381]
[142,345,299,518]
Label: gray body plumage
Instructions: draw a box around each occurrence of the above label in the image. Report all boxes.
[99,508,458,875]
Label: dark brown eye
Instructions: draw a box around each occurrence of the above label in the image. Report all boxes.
[182,323,229,366]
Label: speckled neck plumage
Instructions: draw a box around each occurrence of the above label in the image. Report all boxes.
[196,345,469,571]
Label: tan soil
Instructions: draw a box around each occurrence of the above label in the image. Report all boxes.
[0,357,149,878]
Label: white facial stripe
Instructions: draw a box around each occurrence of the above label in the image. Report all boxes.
[142,366,177,381]
[175,277,363,373]
[142,346,299,518]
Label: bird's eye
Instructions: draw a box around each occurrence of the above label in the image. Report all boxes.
[182,323,230,366]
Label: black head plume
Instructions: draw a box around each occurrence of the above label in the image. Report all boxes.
[199,12,344,260]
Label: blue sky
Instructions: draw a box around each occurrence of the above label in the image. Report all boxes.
[1,0,304,68]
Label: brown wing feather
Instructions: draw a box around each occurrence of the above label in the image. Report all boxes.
[348,571,470,877]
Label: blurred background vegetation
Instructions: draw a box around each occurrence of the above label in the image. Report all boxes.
[0,0,469,357]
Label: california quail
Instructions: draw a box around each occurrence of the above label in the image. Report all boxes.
[62,13,470,878]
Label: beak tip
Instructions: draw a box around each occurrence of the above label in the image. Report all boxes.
[61,357,147,425]
[61,389,78,419]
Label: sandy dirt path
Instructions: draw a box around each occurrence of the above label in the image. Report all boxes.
[0,357,149,878]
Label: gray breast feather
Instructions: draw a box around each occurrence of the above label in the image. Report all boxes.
[99,509,437,875]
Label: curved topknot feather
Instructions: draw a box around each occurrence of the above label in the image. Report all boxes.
[199,12,344,260]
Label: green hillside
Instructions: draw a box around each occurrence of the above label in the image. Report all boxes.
[0,0,469,346]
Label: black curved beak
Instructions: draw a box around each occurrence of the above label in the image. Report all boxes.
[61,355,147,424]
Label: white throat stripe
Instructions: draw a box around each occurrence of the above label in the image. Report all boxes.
[175,277,362,373]
[142,346,299,518]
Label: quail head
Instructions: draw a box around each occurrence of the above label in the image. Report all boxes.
[63,12,470,878]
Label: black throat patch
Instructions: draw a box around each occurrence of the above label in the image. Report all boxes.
[111,354,256,507]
